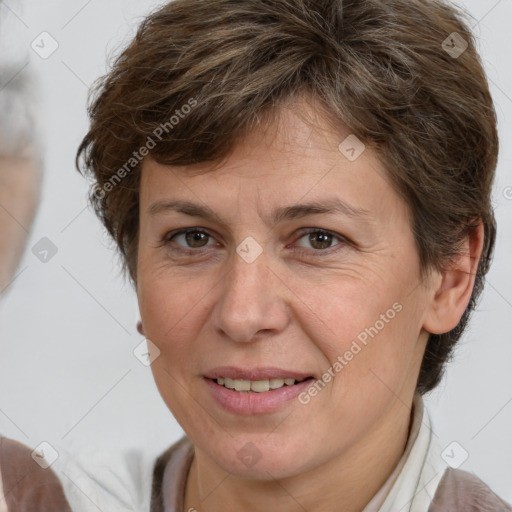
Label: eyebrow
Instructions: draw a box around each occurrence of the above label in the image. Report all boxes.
[148,198,375,226]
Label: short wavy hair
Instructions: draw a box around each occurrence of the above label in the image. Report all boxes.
[76,0,499,394]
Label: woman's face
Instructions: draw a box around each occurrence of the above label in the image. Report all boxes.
[137,99,435,479]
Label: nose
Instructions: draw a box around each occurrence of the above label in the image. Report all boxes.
[210,245,290,343]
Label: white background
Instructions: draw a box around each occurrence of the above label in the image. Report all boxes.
[0,0,511,503]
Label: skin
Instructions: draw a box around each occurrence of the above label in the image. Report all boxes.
[0,154,41,294]
[136,96,483,512]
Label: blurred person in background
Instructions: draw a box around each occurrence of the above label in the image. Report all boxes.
[0,2,71,510]
[0,62,41,296]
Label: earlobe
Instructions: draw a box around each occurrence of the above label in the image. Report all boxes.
[423,220,485,335]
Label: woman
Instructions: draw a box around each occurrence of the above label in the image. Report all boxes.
[60,0,511,510]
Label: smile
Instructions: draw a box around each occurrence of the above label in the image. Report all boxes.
[216,377,310,392]
[204,376,315,414]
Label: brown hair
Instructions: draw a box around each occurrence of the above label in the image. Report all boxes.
[76,0,499,394]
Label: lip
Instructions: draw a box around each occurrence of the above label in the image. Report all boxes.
[204,366,314,381]
[203,371,315,415]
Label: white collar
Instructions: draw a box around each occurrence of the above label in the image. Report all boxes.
[367,394,448,512]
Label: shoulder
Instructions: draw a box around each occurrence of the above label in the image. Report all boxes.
[58,435,193,512]
[55,440,157,512]
[0,434,71,511]
[429,467,512,512]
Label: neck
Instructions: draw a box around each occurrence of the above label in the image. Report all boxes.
[183,398,415,512]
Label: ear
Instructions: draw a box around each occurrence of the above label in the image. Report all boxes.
[422,220,485,335]
[137,319,145,335]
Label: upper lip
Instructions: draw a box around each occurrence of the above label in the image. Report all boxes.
[204,366,313,381]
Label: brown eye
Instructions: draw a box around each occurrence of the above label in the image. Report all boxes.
[295,229,345,252]
[183,230,210,248]
[307,231,333,250]
[165,228,215,251]
[296,228,348,255]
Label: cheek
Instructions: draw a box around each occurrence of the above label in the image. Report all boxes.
[307,279,419,399]
[301,275,400,353]
[139,273,209,419]
[334,300,423,405]
[138,264,210,340]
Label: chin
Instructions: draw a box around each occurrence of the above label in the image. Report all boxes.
[204,433,313,479]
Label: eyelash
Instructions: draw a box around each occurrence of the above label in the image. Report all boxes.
[161,227,350,257]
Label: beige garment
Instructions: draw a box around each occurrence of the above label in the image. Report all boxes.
[0,455,7,512]
[0,434,71,512]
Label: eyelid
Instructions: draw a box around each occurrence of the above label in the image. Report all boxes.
[292,227,348,247]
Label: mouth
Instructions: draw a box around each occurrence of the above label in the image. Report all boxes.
[203,371,316,414]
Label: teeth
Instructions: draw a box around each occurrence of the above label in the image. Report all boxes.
[233,379,251,391]
[216,377,302,392]
[269,378,285,389]
[251,380,270,392]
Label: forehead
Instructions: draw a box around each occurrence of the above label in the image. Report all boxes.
[139,100,405,228]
